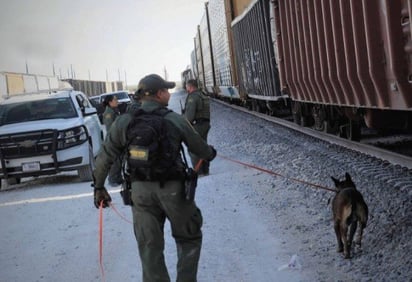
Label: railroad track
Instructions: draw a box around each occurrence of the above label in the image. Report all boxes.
[213,99,412,171]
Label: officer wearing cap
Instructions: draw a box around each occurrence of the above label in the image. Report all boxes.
[126,90,142,114]
[184,79,211,175]
[92,74,216,282]
[101,95,123,186]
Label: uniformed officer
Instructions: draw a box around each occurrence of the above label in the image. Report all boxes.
[184,79,211,175]
[126,90,142,114]
[102,95,123,186]
[93,74,216,282]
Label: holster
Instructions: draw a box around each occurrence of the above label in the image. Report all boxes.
[120,177,133,206]
[184,168,198,201]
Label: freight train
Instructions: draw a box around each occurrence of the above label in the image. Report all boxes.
[183,0,412,141]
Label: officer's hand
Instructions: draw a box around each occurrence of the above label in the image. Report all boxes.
[207,146,217,161]
[94,187,112,208]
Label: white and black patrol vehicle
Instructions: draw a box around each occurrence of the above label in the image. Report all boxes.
[0,85,105,188]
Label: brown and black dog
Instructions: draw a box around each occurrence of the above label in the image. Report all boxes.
[331,173,369,259]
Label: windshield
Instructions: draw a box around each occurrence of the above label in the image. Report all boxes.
[0,97,78,126]
[106,92,129,101]
[111,92,129,100]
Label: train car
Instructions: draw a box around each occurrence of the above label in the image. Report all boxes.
[186,0,412,140]
[194,26,205,90]
[181,67,194,89]
[199,4,215,94]
[190,49,199,83]
[208,0,240,100]
[194,0,287,113]
[273,0,412,139]
[230,0,287,115]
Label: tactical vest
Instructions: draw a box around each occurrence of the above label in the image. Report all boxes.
[125,108,183,185]
[195,91,210,120]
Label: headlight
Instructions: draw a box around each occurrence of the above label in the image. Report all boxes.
[57,126,88,149]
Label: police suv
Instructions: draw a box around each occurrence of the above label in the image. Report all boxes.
[0,88,104,188]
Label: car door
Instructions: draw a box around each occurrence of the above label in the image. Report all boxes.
[74,93,104,156]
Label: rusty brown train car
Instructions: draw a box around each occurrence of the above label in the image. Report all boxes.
[274,0,412,139]
[187,0,412,140]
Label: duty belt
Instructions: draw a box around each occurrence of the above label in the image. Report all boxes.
[192,118,210,125]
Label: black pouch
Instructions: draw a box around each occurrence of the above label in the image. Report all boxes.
[185,168,198,201]
[120,180,133,206]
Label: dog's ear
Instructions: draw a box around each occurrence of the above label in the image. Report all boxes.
[331,176,339,187]
[345,172,356,188]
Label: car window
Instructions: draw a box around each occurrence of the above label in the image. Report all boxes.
[75,94,92,109]
[100,92,129,102]
[89,97,100,107]
[0,97,77,125]
[114,92,129,100]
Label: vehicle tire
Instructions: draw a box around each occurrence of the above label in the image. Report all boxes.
[78,145,95,181]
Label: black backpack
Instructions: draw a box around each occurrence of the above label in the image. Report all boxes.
[125,107,177,183]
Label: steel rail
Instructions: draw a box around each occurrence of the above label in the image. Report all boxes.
[213,99,412,170]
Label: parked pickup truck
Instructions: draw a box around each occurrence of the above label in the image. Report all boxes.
[0,89,105,188]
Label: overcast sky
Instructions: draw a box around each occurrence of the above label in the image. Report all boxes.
[0,0,207,85]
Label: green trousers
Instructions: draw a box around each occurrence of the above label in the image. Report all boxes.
[131,180,203,282]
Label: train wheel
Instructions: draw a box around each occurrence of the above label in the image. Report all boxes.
[341,120,361,141]
[292,104,301,125]
[323,120,339,134]
[252,100,263,113]
[312,106,325,131]
[293,112,301,125]
[251,100,257,112]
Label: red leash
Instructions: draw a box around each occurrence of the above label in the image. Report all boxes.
[98,200,133,282]
[99,201,106,282]
[218,154,337,193]
[109,202,133,224]
[194,159,203,172]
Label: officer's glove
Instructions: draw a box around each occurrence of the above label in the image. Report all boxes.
[207,145,217,161]
[93,187,112,209]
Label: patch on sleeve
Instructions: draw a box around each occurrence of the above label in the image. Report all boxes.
[104,113,112,119]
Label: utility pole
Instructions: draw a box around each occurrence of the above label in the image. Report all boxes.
[163,66,168,80]
[25,60,29,74]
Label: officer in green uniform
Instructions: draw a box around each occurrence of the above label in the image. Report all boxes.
[126,91,142,114]
[102,95,123,186]
[184,79,211,175]
[93,74,216,282]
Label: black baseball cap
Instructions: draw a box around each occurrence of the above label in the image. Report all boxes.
[137,74,176,96]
